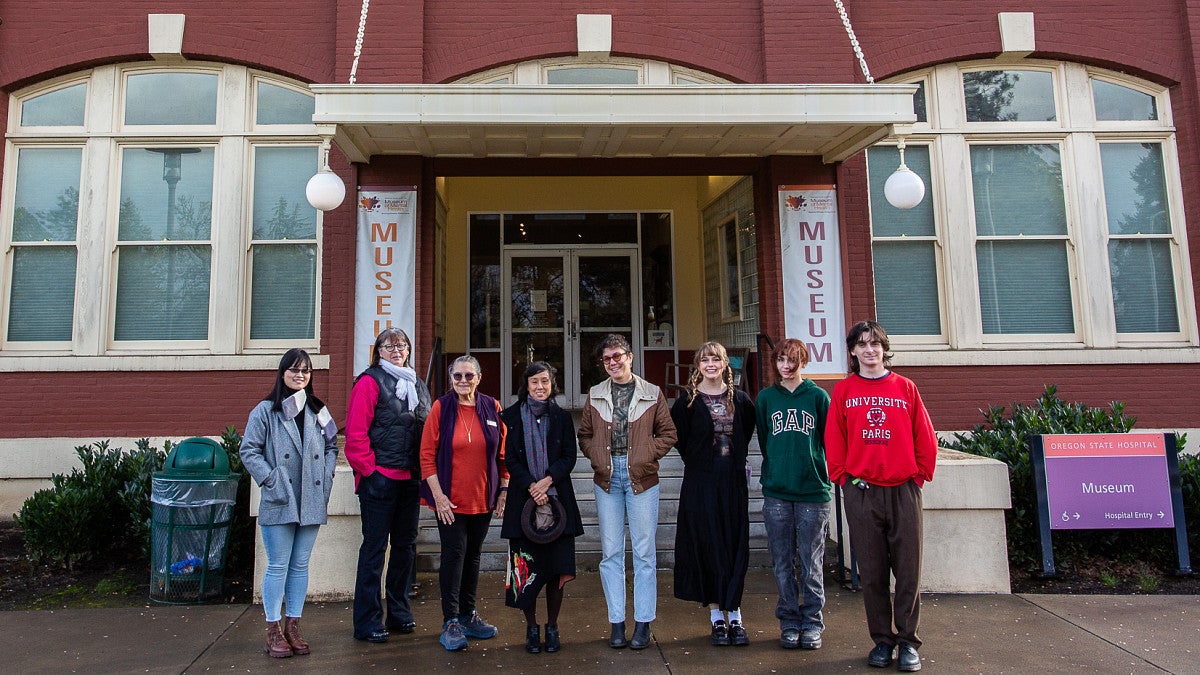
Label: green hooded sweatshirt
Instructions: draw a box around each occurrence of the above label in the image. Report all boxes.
[754,379,832,503]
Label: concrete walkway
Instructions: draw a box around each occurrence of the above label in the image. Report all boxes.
[4,570,1197,674]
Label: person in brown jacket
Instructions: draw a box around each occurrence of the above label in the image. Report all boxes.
[578,334,677,651]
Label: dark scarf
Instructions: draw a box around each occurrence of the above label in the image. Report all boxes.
[419,391,503,508]
[521,398,556,496]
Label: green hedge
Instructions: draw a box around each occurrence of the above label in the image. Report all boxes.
[15,428,252,575]
[949,385,1196,575]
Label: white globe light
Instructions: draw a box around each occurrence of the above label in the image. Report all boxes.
[306,170,346,211]
[884,166,926,210]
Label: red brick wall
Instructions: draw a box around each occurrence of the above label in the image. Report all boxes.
[423,1,765,83]
[0,371,271,438]
[902,364,1198,432]
[0,1,337,90]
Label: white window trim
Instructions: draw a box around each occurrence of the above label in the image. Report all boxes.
[2,62,323,363]
[868,141,950,344]
[243,142,323,350]
[870,60,1196,360]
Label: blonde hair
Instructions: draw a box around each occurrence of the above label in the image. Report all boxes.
[685,341,735,409]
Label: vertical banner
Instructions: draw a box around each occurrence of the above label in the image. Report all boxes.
[779,186,847,374]
[355,188,417,375]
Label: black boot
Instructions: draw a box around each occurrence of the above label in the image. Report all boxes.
[544,624,560,652]
[630,621,652,650]
[525,625,541,654]
[609,622,627,649]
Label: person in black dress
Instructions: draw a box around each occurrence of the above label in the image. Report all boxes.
[500,361,584,654]
[671,341,756,646]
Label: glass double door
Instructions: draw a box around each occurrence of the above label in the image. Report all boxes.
[502,247,640,407]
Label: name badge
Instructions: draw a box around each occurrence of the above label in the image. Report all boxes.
[487,420,498,427]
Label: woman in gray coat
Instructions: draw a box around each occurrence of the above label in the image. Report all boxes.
[241,348,339,658]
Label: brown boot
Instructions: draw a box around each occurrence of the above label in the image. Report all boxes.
[283,616,311,655]
[265,621,293,658]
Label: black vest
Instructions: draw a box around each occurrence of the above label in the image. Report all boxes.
[359,366,431,470]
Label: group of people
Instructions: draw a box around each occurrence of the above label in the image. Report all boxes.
[238,321,937,672]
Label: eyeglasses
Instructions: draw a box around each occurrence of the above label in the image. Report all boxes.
[600,352,629,365]
[286,367,312,376]
[380,343,409,353]
[452,372,477,382]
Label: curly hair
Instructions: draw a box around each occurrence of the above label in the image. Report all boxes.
[685,341,735,409]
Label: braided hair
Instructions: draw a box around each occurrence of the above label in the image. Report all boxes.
[685,341,735,409]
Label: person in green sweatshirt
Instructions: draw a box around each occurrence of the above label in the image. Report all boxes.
[754,338,832,651]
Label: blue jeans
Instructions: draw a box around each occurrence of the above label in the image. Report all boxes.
[260,523,321,622]
[762,497,830,632]
[594,454,660,624]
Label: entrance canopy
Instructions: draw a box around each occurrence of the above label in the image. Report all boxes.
[311,84,918,163]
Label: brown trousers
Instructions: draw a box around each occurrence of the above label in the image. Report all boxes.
[844,480,923,647]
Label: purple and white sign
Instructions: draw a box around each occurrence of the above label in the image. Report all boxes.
[1042,433,1174,530]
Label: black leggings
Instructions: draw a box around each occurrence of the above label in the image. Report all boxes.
[436,513,492,621]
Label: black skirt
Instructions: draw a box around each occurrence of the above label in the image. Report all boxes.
[505,535,576,609]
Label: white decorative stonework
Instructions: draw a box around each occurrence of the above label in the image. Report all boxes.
[148,14,186,61]
[577,14,613,57]
[998,12,1035,58]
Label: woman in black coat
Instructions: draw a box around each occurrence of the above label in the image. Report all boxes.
[500,361,584,654]
[671,341,757,647]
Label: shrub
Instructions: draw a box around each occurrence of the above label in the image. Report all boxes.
[949,385,1195,575]
[218,425,255,575]
[15,440,166,571]
[14,431,256,577]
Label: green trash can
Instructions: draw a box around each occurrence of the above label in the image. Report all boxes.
[149,437,239,604]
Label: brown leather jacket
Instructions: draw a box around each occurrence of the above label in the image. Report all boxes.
[577,375,678,494]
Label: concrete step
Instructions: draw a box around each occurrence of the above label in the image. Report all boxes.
[408,434,770,571]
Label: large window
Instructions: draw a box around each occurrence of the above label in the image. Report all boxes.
[868,62,1195,354]
[2,63,321,356]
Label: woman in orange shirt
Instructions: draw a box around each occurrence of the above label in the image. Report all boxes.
[420,355,509,651]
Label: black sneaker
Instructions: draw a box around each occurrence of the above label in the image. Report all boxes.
[711,620,731,646]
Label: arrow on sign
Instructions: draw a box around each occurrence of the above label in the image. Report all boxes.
[1159,511,1166,518]
[1074,513,1080,520]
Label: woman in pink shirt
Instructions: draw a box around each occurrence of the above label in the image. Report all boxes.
[345,328,431,644]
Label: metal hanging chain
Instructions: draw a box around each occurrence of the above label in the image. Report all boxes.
[349,0,371,84]
[833,0,874,84]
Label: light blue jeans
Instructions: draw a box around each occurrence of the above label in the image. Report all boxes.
[594,454,660,624]
[260,523,321,622]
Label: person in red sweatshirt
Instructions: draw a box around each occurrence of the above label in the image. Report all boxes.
[825,321,937,673]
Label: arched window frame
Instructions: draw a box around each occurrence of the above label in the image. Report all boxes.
[1,62,324,369]
[454,57,728,85]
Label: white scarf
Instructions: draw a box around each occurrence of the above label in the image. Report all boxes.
[283,390,337,440]
[379,360,419,407]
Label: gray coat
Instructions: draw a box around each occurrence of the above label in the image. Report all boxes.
[241,400,339,526]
